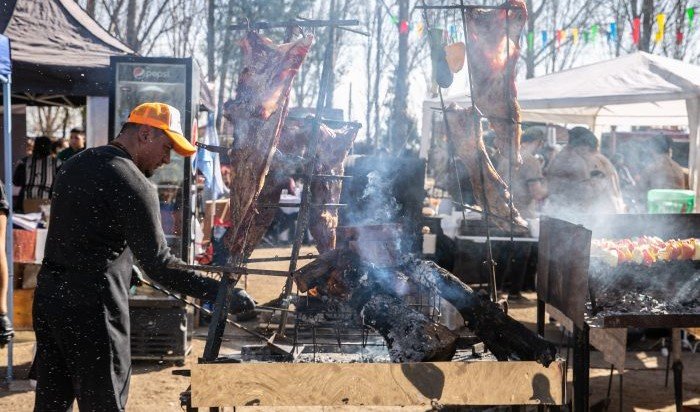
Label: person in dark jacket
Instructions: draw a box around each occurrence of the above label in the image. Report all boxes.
[13,135,61,213]
[32,103,254,411]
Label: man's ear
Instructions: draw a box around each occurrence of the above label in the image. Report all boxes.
[137,125,151,142]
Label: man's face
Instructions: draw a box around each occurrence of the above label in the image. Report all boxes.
[138,126,173,178]
[69,132,85,150]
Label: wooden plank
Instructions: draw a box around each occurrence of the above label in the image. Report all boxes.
[191,360,565,407]
[601,313,700,329]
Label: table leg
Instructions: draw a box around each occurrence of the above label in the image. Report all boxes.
[572,323,590,412]
[672,328,683,412]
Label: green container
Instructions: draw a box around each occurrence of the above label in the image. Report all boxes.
[647,189,695,213]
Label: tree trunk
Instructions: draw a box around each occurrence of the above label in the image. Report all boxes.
[389,0,409,152]
[373,0,382,148]
[525,0,536,78]
[85,0,96,17]
[126,0,138,51]
[321,0,338,110]
[207,0,216,83]
[640,0,654,52]
[215,0,236,131]
[365,6,374,144]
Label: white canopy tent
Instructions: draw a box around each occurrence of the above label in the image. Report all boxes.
[421,52,700,207]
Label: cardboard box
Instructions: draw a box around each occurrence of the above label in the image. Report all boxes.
[203,199,229,243]
[13,288,35,331]
[13,229,36,262]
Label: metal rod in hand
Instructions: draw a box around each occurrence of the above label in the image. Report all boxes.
[139,278,271,344]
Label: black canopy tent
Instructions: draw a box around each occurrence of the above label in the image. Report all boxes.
[0,0,214,109]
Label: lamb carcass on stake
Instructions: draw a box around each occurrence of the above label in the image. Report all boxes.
[309,123,361,253]
[446,104,527,233]
[227,118,309,258]
[223,31,313,260]
[464,0,527,165]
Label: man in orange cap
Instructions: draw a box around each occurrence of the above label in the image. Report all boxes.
[32,103,254,411]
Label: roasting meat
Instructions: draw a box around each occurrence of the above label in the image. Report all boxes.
[309,123,361,253]
[228,119,310,258]
[445,104,527,233]
[223,32,313,259]
[592,237,700,267]
[465,0,527,165]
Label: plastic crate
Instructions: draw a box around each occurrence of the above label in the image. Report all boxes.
[129,296,192,365]
[647,189,695,213]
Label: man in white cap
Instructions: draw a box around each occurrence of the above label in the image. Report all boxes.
[33,103,254,411]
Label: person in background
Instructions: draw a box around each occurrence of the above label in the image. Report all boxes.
[544,127,624,220]
[12,136,61,213]
[636,134,687,207]
[496,126,547,220]
[57,127,86,162]
[12,138,35,211]
[0,179,14,347]
[495,127,548,301]
[51,138,69,157]
[611,152,638,211]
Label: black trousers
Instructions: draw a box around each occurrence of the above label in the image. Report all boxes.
[33,295,130,411]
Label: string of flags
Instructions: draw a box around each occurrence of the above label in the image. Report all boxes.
[390,7,697,48]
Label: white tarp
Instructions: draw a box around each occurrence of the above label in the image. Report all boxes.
[421,52,700,208]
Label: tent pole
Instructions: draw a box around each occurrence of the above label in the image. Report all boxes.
[3,76,13,383]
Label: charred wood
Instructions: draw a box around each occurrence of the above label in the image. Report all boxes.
[404,258,556,365]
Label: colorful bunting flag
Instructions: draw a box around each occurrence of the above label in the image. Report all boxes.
[527,31,534,50]
[591,24,599,41]
[583,29,590,44]
[541,30,548,48]
[688,7,695,29]
[417,21,424,36]
[676,29,684,45]
[632,17,641,44]
[449,24,457,41]
[399,20,409,34]
[655,13,666,43]
[571,28,579,44]
[609,22,617,41]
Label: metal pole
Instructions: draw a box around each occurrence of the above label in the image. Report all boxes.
[3,77,13,382]
[277,20,337,335]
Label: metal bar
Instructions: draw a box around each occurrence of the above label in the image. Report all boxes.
[672,328,683,412]
[202,271,240,361]
[415,4,519,10]
[229,19,360,31]
[3,78,13,383]
[295,15,369,36]
[195,141,229,154]
[168,262,291,277]
[278,10,338,335]
[257,203,347,209]
[244,254,318,263]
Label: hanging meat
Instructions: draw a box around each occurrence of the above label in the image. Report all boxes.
[223,31,313,260]
[309,123,361,253]
[446,104,527,233]
[464,0,528,165]
[227,118,310,258]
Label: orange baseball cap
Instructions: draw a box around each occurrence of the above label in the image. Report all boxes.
[127,102,196,156]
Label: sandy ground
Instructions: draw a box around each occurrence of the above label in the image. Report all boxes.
[0,246,698,411]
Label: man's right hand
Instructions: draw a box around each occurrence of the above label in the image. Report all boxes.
[229,288,256,315]
[0,313,14,348]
